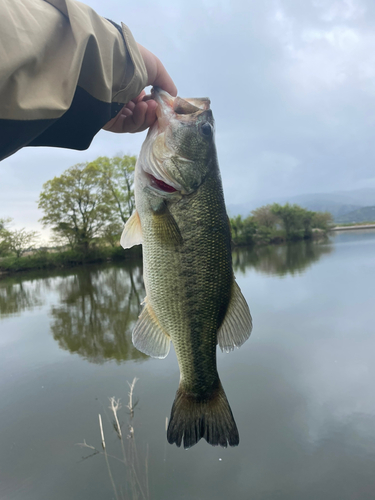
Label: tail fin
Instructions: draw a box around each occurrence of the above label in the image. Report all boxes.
[167,382,239,449]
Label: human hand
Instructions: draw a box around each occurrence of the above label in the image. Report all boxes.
[103,90,158,134]
[137,43,177,97]
[103,44,177,134]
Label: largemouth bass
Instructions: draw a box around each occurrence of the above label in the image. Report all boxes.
[121,88,252,448]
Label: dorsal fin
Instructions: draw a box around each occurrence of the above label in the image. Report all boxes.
[217,280,252,353]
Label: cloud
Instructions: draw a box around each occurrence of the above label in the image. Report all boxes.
[2,0,375,235]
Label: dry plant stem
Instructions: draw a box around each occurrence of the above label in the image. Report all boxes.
[127,377,138,416]
[145,444,150,500]
[109,396,129,471]
[76,441,125,464]
[127,378,148,500]
[130,438,147,500]
[100,413,119,500]
[119,426,128,468]
[104,448,120,500]
[77,378,149,500]
[99,414,106,450]
[109,397,122,439]
[109,389,148,500]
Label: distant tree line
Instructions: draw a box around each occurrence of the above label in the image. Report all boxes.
[230,204,333,246]
[0,155,335,272]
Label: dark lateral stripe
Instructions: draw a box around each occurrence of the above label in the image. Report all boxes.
[0,86,123,161]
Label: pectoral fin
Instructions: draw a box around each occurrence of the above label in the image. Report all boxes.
[152,207,183,247]
[217,280,252,353]
[133,297,170,359]
[120,210,143,249]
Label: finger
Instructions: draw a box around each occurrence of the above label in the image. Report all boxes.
[153,60,178,97]
[131,101,148,131]
[121,107,133,118]
[125,100,136,111]
[111,107,136,132]
[103,94,158,133]
[132,100,158,133]
[137,43,177,97]
[134,90,146,103]
[115,102,146,133]
[103,102,133,130]
[102,109,123,131]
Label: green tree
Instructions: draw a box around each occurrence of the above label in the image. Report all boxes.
[251,205,284,244]
[0,218,11,255]
[311,211,334,231]
[230,215,244,242]
[38,162,111,253]
[95,155,136,224]
[271,203,314,240]
[101,221,124,247]
[0,218,38,258]
[252,205,280,229]
[0,218,10,231]
[231,204,332,247]
[5,228,39,258]
[38,156,137,252]
[229,215,256,246]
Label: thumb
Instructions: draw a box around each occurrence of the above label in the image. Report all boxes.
[137,43,177,97]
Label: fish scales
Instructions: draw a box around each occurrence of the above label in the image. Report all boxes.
[144,177,231,392]
[121,88,252,448]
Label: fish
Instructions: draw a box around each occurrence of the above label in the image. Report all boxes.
[121,87,252,449]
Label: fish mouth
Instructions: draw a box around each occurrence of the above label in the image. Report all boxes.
[146,172,178,193]
[138,89,211,195]
[152,87,211,131]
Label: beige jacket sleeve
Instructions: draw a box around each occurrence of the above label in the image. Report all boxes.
[0,0,148,121]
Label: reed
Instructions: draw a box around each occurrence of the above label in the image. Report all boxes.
[77,378,149,500]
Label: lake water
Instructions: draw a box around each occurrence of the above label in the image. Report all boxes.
[1,230,375,500]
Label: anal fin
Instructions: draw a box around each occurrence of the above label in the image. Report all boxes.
[133,297,170,358]
[217,280,252,353]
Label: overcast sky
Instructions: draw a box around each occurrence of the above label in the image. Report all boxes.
[2,0,375,238]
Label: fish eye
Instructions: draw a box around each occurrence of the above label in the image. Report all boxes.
[200,122,212,138]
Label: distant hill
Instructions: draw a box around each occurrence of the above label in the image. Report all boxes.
[335,206,375,224]
[227,187,375,219]
[286,198,361,219]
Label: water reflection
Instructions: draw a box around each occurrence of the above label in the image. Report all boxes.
[0,276,43,317]
[233,239,333,276]
[0,239,333,362]
[50,263,147,363]
[1,231,375,500]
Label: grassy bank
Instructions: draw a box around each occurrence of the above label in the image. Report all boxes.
[0,245,142,275]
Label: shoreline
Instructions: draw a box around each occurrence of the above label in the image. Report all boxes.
[2,225,373,277]
[331,224,375,231]
[0,246,142,278]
